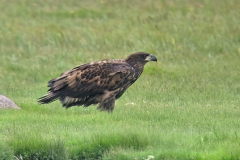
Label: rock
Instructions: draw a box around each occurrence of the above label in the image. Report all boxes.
[0,94,21,110]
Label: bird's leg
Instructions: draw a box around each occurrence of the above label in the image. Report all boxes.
[97,98,115,112]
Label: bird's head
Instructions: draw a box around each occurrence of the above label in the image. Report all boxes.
[143,53,157,62]
[126,52,157,66]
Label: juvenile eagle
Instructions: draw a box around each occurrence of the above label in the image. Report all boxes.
[38,52,157,112]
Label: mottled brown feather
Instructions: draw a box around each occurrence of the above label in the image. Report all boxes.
[38,52,157,112]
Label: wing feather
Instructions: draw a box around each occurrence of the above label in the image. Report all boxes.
[49,60,135,99]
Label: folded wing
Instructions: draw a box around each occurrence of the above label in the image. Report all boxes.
[38,60,136,109]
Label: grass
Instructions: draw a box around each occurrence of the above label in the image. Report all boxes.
[0,0,240,159]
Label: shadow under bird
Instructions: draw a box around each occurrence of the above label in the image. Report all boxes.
[38,52,157,112]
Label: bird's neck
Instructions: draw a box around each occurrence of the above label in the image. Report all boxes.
[125,58,146,70]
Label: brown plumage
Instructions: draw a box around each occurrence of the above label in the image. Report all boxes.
[38,52,157,112]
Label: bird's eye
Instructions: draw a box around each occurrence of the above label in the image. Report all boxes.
[144,55,148,58]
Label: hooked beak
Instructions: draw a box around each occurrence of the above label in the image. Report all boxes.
[145,54,157,62]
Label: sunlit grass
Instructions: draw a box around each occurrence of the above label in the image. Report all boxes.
[0,0,240,159]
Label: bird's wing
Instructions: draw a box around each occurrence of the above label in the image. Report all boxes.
[48,60,135,98]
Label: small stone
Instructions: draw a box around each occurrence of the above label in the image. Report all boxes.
[0,94,21,110]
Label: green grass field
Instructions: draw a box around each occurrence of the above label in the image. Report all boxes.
[0,0,240,159]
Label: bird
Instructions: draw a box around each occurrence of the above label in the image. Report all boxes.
[38,52,157,112]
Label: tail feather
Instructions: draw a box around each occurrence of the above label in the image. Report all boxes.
[38,92,60,104]
[48,79,55,88]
